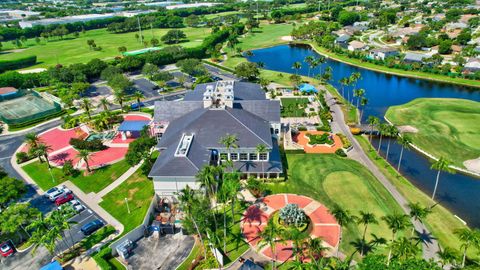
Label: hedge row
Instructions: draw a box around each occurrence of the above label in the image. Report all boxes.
[6,109,66,130]
[0,56,37,73]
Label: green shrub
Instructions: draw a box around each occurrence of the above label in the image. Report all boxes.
[279,203,307,227]
[307,133,334,145]
[246,177,265,198]
[297,126,307,131]
[70,138,107,151]
[0,56,37,73]
[93,247,114,270]
[62,160,77,176]
[336,133,352,149]
[335,149,347,157]
[16,151,31,163]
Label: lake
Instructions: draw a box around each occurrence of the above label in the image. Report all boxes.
[246,44,480,227]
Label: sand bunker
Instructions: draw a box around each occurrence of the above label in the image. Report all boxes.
[397,125,418,133]
[464,158,480,174]
[281,36,293,41]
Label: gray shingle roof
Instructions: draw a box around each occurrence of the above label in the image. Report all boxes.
[153,100,203,122]
[233,100,280,122]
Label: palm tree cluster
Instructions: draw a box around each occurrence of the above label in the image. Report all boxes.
[25,133,53,169]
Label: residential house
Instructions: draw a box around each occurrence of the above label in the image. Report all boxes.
[403,52,430,63]
[432,13,445,22]
[149,81,282,195]
[369,47,399,60]
[348,40,367,52]
[335,34,351,49]
[445,22,468,31]
[465,58,480,72]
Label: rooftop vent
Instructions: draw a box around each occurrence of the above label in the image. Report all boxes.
[174,134,194,157]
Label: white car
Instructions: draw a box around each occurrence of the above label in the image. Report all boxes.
[46,185,71,202]
[58,199,85,213]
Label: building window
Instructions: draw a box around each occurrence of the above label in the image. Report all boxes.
[220,153,228,161]
[240,153,248,161]
[259,153,268,160]
[249,153,258,161]
[230,153,238,161]
[275,129,279,134]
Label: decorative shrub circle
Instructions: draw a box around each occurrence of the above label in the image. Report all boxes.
[272,204,310,233]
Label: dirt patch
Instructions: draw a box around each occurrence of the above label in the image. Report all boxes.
[397,125,418,133]
[281,36,293,41]
[464,158,480,174]
[128,187,140,199]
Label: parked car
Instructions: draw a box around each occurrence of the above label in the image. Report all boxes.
[58,199,85,213]
[46,185,71,202]
[55,193,74,206]
[130,102,145,110]
[0,241,14,257]
[81,219,104,235]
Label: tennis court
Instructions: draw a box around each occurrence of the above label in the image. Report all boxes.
[0,94,61,124]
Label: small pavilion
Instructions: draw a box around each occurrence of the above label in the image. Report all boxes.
[298,83,318,94]
[117,120,150,141]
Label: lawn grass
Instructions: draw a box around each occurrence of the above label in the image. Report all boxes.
[355,135,479,260]
[177,238,202,270]
[217,202,250,266]
[22,159,130,192]
[267,153,404,256]
[99,171,154,234]
[280,97,309,117]
[306,42,480,88]
[385,98,480,169]
[0,27,211,69]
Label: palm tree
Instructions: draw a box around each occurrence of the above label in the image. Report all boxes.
[353,88,365,108]
[367,116,379,144]
[283,227,309,262]
[76,149,92,173]
[196,165,217,199]
[34,143,52,168]
[307,237,329,265]
[339,77,349,98]
[382,213,411,265]
[219,133,238,171]
[455,228,480,268]
[256,144,268,180]
[258,218,283,270]
[437,246,459,268]
[391,237,420,260]
[376,122,387,154]
[304,56,314,77]
[357,211,378,241]
[292,61,302,75]
[133,91,144,109]
[114,90,125,112]
[322,66,332,82]
[25,132,40,149]
[330,204,355,256]
[397,135,411,171]
[81,98,92,120]
[224,173,241,225]
[430,157,455,200]
[385,125,398,162]
[407,202,431,237]
[99,97,110,111]
[178,186,207,258]
[359,97,368,121]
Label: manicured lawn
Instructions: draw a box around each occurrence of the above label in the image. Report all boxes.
[219,202,250,266]
[267,153,404,255]
[385,98,480,169]
[280,97,309,117]
[355,135,479,260]
[0,27,211,69]
[22,159,130,192]
[99,171,154,233]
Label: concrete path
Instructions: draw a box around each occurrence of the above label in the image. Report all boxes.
[324,90,440,260]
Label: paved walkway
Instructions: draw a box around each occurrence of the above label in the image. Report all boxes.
[325,91,439,260]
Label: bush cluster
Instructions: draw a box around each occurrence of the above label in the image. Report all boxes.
[69,138,107,151]
[0,56,37,73]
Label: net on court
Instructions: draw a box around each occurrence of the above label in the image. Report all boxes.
[0,94,61,125]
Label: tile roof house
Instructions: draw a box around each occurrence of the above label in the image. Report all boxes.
[368,47,399,60]
[149,81,282,195]
[465,58,480,72]
[335,34,351,49]
[348,40,367,52]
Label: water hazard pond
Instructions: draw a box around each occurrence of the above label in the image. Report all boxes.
[246,44,480,227]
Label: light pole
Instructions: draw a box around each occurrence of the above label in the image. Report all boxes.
[48,167,55,184]
[125,197,131,214]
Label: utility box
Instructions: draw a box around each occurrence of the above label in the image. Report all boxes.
[116,239,134,260]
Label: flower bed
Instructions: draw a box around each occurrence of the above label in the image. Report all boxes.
[306,132,334,146]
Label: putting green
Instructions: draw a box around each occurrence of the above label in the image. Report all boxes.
[385,98,480,169]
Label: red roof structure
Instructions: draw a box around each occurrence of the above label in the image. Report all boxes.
[0,87,18,96]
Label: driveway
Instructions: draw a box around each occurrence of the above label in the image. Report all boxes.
[126,233,194,270]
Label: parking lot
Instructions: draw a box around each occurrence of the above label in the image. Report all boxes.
[82,85,112,97]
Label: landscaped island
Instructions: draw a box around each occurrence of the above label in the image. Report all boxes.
[385,98,480,172]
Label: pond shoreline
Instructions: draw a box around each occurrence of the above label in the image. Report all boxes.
[294,41,480,89]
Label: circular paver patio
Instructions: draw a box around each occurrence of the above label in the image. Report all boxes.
[241,194,341,262]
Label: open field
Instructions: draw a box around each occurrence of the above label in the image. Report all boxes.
[99,171,154,233]
[267,153,404,255]
[385,98,480,169]
[280,97,309,117]
[355,135,479,260]
[0,27,211,69]
[22,159,130,192]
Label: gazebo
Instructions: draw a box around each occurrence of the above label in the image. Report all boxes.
[117,120,150,141]
[298,83,318,94]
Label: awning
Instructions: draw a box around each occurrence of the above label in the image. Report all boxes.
[118,120,150,132]
[39,260,63,270]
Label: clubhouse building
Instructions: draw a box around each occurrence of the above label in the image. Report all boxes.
[149,81,282,195]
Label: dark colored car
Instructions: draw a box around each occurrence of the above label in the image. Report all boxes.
[81,219,103,235]
[55,193,74,206]
[0,241,14,257]
[130,102,145,110]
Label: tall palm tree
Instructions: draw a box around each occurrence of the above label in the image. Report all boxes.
[196,165,217,199]
[258,218,284,270]
[353,88,365,108]
[224,173,241,225]
[34,143,52,168]
[359,97,368,121]
[357,211,378,241]
[455,228,480,268]
[178,186,207,258]
[304,56,314,77]
[339,77,350,98]
[99,97,110,112]
[391,237,420,260]
[76,149,92,173]
[367,116,379,144]
[292,61,302,75]
[397,135,411,171]
[385,125,398,162]
[81,98,92,120]
[219,133,238,171]
[133,91,144,109]
[256,144,268,180]
[283,227,309,262]
[430,157,455,200]
[437,246,459,268]
[382,213,411,265]
[114,90,125,112]
[25,132,40,149]
[407,202,431,237]
[307,237,329,265]
[330,204,355,256]
[376,122,387,154]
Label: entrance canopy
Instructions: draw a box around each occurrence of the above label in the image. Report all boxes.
[118,120,150,132]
